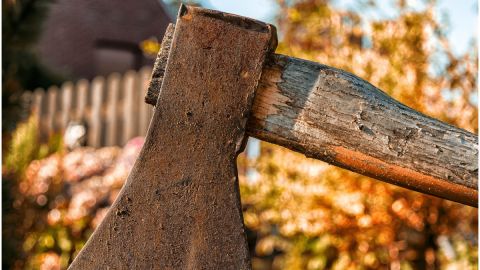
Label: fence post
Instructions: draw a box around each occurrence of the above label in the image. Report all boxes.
[46,86,59,136]
[89,77,104,148]
[60,82,74,132]
[76,79,89,122]
[122,71,137,145]
[32,88,46,141]
[138,67,152,136]
[106,73,121,146]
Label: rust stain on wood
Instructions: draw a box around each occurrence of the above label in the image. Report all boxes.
[331,146,477,207]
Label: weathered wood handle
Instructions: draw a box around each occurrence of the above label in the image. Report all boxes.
[147,24,478,207]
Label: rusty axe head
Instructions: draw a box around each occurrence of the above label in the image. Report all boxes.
[70,4,277,269]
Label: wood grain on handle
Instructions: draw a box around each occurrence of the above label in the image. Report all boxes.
[249,54,478,207]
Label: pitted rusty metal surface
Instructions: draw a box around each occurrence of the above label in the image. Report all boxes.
[69,4,277,269]
[145,23,174,106]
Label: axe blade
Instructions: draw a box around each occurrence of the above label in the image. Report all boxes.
[69,5,277,269]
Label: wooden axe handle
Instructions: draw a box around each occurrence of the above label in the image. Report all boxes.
[146,24,478,207]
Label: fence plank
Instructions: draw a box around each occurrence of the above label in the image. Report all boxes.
[76,79,89,122]
[122,71,137,145]
[138,67,152,136]
[32,88,46,142]
[21,91,32,118]
[26,67,154,148]
[106,73,121,146]
[46,86,59,136]
[60,82,74,131]
[89,77,104,148]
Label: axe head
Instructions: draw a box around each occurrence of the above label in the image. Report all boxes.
[70,4,277,270]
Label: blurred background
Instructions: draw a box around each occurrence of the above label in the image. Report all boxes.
[2,0,478,269]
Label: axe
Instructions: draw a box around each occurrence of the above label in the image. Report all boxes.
[70,5,477,269]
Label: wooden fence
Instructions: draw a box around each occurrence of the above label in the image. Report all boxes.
[23,67,154,147]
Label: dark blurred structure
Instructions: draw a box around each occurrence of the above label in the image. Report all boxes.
[35,0,172,79]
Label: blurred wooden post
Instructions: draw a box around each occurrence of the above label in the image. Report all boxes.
[76,79,89,122]
[32,88,46,141]
[89,77,104,148]
[60,82,74,131]
[46,86,58,136]
[106,73,121,146]
[122,71,136,145]
[138,67,152,136]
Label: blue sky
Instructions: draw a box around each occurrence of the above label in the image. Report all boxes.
[198,0,477,56]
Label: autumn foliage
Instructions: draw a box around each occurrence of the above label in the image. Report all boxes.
[241,0,477,269]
